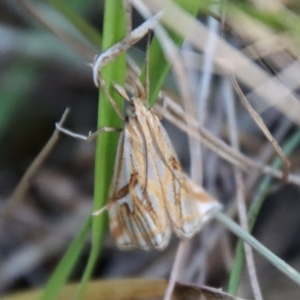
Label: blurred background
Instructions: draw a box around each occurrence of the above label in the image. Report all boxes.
[1,1,300,299]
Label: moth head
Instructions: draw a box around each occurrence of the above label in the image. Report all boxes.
[112,82,137,118]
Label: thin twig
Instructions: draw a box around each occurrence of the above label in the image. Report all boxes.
[164,240,190,300]
[231,74,290,182]
[244,118,293,192]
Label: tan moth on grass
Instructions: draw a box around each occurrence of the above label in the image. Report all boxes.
[58,18,221,248]
[56,79,221,250]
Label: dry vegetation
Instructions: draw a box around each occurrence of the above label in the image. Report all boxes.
[1,0,300,299]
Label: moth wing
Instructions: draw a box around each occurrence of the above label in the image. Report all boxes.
[184,176,222,226]
[107,125,170,250]
[149,112,213,238]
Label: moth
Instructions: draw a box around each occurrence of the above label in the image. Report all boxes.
[94,82,221,250]
[56,82,221,250]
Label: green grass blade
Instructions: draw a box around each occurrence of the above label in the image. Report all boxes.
[39,216,92,300]
[74,1,127,299]
[140,0,202,106]
[216,212,300,287]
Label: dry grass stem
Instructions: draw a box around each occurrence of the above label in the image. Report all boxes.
[4,1,300,298]
[156,97,300,186]
[143,0,300,125]
[163,240,190,300]
[231,75,290,182]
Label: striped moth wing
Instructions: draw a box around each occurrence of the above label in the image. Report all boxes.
[107,96,221,250]
[148,109,221,239]
[107,97,171,250]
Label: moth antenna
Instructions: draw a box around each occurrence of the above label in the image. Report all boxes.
[145,30,151,103]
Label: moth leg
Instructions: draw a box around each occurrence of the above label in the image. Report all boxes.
[87,127,122,142]
[55,123,122,142]
[144,30,151,102]
[92,206,108,216]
